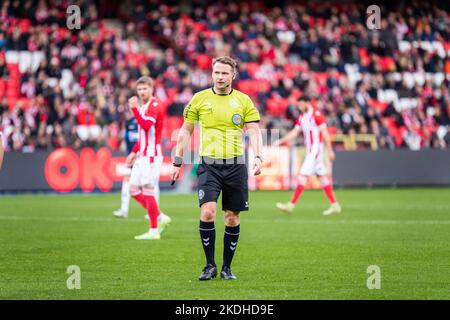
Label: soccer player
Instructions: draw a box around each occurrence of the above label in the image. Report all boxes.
[114,94,171,229]
[274,95,342,216]
[113,109,139,218]
[171,56,263,280]
[128,76,170,240]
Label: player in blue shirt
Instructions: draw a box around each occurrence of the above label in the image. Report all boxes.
[113,110,139,218]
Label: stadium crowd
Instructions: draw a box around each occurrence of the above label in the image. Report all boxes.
[0,0,449,153]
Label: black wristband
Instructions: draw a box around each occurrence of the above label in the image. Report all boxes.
[173,156,183,167]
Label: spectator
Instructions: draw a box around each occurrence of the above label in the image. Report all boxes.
[0,0,448,153]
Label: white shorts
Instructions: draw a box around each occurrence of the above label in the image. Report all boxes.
[129,156,163,187]
[300,152,327,176]
[115,163,132,177]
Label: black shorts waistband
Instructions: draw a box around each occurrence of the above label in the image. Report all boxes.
[201,156,246,165]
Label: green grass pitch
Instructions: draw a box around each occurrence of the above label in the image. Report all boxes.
[1,188,449,299]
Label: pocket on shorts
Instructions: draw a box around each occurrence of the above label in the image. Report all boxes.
[196,164,206,176]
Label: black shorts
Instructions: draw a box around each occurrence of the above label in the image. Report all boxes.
[196,156,249,212]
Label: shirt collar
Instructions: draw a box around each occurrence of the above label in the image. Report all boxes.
[211,87,233,96]
[140,98,153,111]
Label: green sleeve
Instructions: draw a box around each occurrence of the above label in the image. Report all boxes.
[183,94,199,123]
[243,95,260,123]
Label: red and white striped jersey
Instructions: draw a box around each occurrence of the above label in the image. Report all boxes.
[131,97,164,159]
[295,109,326,158]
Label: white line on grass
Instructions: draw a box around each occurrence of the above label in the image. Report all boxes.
[1,215,450,225]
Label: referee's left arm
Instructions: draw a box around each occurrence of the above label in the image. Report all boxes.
[244,122,263,176]
[171,121,194,181]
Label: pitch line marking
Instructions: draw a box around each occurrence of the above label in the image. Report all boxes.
[1,215,450,225]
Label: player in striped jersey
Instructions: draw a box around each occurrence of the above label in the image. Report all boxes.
[274,95,341,215]
[113,110,169,225]
[127,76,171,240]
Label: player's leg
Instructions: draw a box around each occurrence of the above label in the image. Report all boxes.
[113,173,131,218]
[198,201,218,280]
[129,160,147,209]
[135,161,161,240]
[319,170,341,216]
[149,156,171,233]
[197,162,221,280]
[130,185,147,209]
[276,154,314,212]
[144,156,172,228]
[219,163,248,280]
[221,210,240,280]
[154,182,171,225]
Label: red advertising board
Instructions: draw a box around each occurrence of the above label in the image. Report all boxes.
[44,147,177,192]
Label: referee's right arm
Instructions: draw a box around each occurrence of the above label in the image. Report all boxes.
[171,121,194,181]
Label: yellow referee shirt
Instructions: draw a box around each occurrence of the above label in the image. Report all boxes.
[183,88,260,159]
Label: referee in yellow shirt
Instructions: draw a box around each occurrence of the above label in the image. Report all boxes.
[171,56,263,280]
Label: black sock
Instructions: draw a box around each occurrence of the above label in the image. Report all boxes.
[199,221,216,266]
[223,225,240,269]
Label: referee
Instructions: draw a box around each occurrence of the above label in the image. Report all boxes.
[171,56,263,280]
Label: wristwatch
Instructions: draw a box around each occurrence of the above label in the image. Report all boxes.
[255,155,264,163]
[173,156,183,167]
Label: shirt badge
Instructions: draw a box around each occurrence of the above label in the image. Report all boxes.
[232,114,243,125]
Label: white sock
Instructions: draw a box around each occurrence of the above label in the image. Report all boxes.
[155,184,165,221]
[154,184,160,205]
[149,228,159,235]
[120,179,130,213]
[158,212,168,221]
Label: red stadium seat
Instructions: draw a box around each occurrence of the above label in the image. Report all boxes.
[369,99,388,113]
[378,57,396,72]
[162,116,183,140]
[443,41,450,55]
[166,88,178,101]
[385,118,406,147]
[358,48,370,65]
[236,80,256,96]
[246,63,260,78]
[19,19,32,33]
[193,22,207,32]
[7,63,20,76]
[18,97,30,110]
[445,59,450,74]
[396,126,407,147]
[7,97,18,110]
[236,80,270,97]
[0,79,5,97]
[283,63,307,78]
[327,126,338,135]
[266,97,289,117]
[196,54,211,70]
[312,72,327,82]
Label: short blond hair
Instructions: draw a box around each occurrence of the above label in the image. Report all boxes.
[212,56,237,73]
[135,76,153,87]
